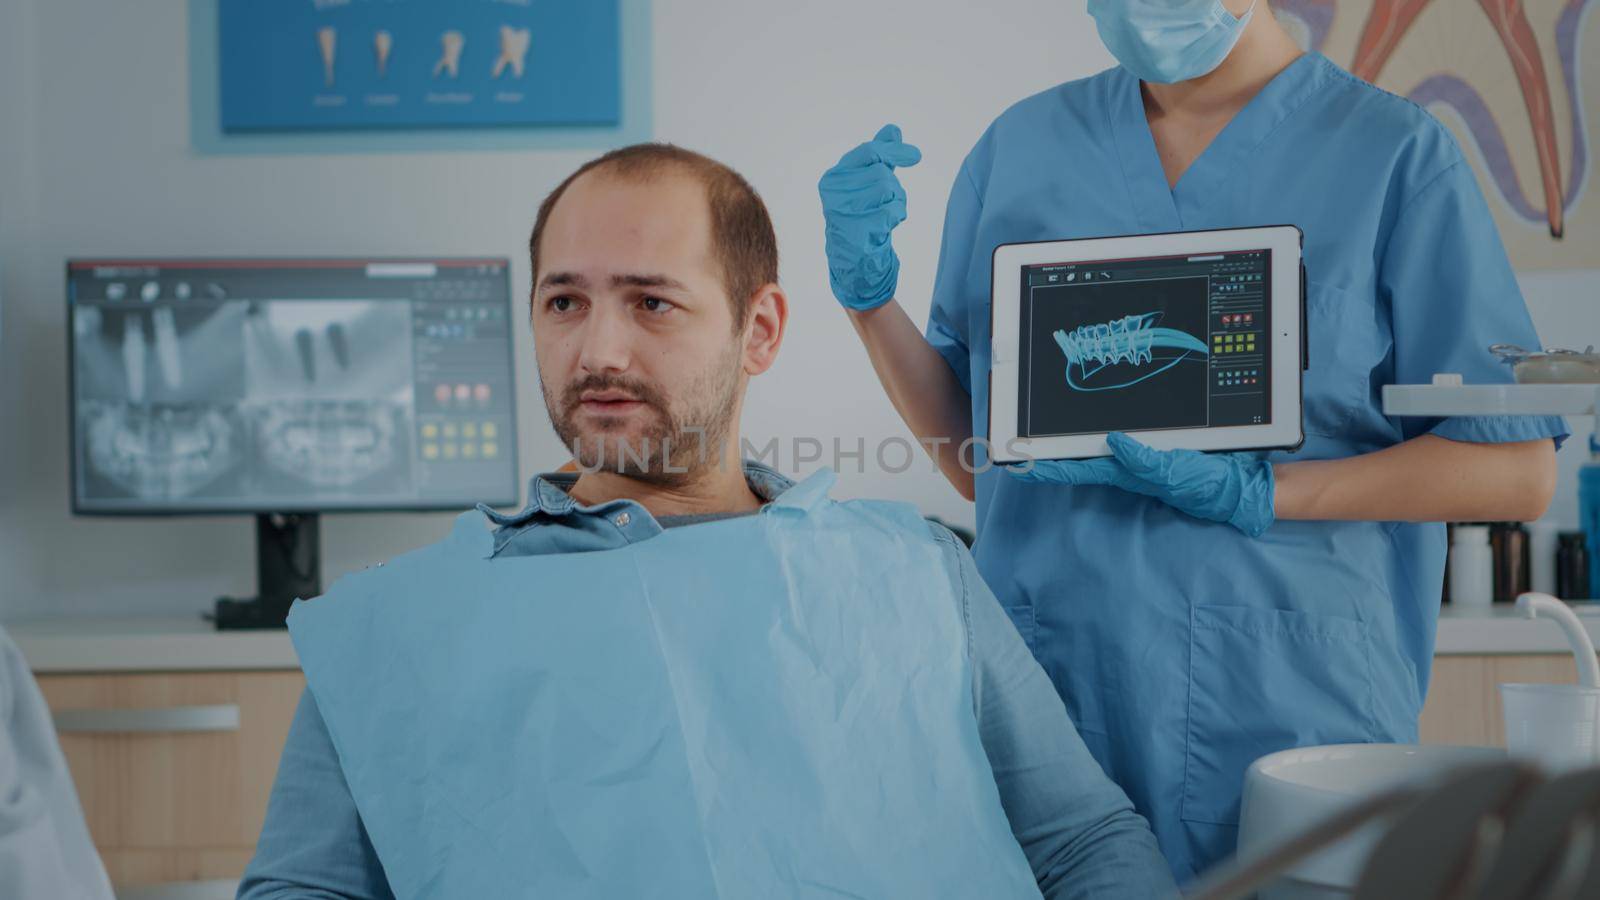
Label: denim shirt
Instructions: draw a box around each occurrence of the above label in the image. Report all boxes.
[239,463,1175,900]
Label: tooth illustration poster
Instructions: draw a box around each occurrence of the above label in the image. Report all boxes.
[1276,0,1598,270]
[217,0,620,133]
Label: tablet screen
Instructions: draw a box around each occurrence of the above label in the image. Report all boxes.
[1017,249,1271,438]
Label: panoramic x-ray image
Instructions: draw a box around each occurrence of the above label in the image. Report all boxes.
[242,301,416,495]
[73,303,250,501]
[1023,278,1210,437]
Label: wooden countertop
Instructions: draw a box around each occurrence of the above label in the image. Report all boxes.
[7,616,298,673]
[8,602,1599,673]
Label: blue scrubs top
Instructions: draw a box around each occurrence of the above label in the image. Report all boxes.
[926,53,1568,881]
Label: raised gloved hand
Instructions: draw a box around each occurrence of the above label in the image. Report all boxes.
[1009,431,1276,536]
[818,124,923,311]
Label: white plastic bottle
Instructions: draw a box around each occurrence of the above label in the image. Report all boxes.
[1449,525,1493,609]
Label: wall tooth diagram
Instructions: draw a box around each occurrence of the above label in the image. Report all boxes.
[318,27,337,87]
[434,30,466,78]
[374,30,393,78]
[1053,312,1209,392]
[493,25,532,79]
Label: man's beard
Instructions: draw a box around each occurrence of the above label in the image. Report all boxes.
[542,346,742,487]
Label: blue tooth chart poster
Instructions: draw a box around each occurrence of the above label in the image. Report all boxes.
[218,0,621,133]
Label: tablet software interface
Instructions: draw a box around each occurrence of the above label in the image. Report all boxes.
[1017,250,1271,437]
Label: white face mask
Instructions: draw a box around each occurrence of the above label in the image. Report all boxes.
[1088,0,1258,84]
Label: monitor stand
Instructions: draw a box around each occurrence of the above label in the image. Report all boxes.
[213,514,322,631]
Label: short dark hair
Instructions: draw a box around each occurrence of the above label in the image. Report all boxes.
[528,143,779,328]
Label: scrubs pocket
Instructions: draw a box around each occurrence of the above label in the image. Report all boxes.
[1180,604,1378,827]
[1303,280,1380,438]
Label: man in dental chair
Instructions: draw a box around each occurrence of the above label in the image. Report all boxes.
[239,144,1176,900]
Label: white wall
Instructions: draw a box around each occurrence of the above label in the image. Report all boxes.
[0,0,1112,619]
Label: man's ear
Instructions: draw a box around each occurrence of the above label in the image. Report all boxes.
[741,284,787,376]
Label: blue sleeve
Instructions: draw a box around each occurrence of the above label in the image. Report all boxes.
[925,162,984,397]
[1382,160,1568,447]
[237,689,394,900]
[934,529,1178,900]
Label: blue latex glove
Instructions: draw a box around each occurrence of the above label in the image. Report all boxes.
[818,124,923,310]
[1010,432,1276,537]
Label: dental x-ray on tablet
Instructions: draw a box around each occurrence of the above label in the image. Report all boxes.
[989,226,1306,463]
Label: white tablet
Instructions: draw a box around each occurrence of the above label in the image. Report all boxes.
[989,226,1305,463]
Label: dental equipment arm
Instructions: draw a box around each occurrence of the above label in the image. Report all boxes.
[1516,592,1600,688]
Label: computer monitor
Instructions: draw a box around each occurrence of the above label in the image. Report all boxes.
[67,257,521,627]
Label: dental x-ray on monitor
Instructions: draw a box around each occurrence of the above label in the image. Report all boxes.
[67,258,520,628]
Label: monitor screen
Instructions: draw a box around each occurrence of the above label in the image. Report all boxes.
[68,258,520,514]
[1016,249,1271,438]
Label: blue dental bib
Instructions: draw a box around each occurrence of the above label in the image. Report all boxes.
[289,471,1041,899]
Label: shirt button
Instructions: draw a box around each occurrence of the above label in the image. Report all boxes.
[613,512,631,527]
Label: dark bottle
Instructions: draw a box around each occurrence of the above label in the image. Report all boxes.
[1558,531,1591,601]
[1442,523,1453,605]
[1490,522,1531,604]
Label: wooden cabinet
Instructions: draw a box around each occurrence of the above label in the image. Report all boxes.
[1418,654,1582,746]
[35,670,304,889]
[19,643,1587,890]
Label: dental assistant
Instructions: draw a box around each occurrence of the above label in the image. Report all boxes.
[819,0,1565,881]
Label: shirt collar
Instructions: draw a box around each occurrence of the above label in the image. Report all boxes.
[476,460,798,529]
